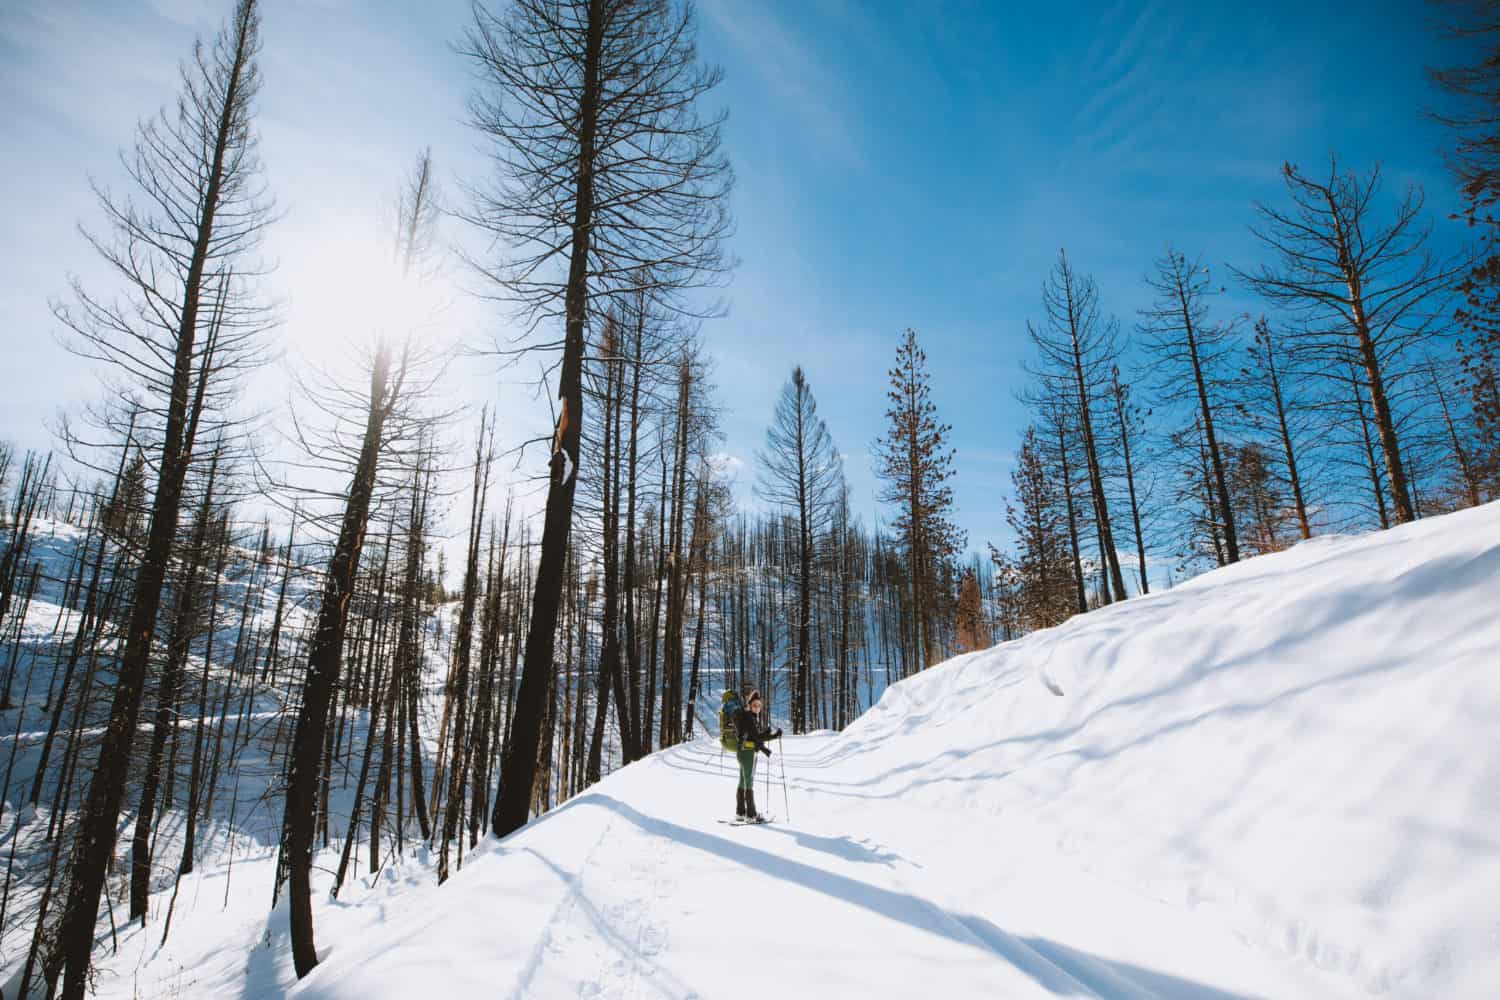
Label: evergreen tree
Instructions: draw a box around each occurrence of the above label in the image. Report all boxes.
[954,568,987,652]
[874,330,963,669]
[1004,427,1074,631]
[1227,442,1288,555]
[986,548,1023,641]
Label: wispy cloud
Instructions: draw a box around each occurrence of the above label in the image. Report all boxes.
[1067,1,1189,168]
[143,0,218,31]
[697,0,865,169]
[0,2,188,142]
[1084,0,1163,81]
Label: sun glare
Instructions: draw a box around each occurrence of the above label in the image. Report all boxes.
[288,227,448,383]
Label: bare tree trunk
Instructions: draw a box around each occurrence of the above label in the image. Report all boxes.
[283,343,399,978]
[662,363,692,747]
[471,497,510,840]
[333,533,390,896]
[1172,269,1239,563]
[1256,322,1312,539]
[369,625,401,875]
[1194,419,1228,563]
[129,448,221,921]
[1110,370,1150,594]
[58,5,261,987]
[0,454,52,639]
[587,345,621,783]
[1054,410,1088,614]
[623,314,644,763]
[440,422,490,882]
[1066,316,1128,598]
[1350,363,1392,529]
[1430,362,1483,507]
[683,477,710,738]
[404,606,431,842]
[491,0,603,838]
[1343,260,1415,523]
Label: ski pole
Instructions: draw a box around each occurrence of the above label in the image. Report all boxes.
[778,735,790,821]
[764,740,770,812]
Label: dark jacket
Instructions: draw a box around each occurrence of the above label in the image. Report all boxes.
[734,707,776,751]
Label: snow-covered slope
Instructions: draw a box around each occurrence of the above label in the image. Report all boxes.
[107,501,1500,998]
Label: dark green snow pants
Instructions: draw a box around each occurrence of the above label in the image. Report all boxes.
[736,747,757,790]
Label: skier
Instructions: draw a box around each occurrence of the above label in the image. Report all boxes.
[734,689,781,822]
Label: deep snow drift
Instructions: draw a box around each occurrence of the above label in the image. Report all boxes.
[100,501,1499,998]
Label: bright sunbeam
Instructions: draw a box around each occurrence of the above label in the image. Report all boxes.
[285,222,451,384]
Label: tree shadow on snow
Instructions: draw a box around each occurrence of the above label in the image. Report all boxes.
[787,545,1498,807]
[751,823,907,868]
[585,794,1256,999]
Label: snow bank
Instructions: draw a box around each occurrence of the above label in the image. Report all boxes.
[830,499,1500,997]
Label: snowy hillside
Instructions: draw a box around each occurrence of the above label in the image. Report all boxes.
[96,500,1499,998]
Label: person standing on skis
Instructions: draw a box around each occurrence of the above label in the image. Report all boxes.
[734,690,781,821]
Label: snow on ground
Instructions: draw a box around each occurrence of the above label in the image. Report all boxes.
[94,501,1500,998]
[0,514,460,998]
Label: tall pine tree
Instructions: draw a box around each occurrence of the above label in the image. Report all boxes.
[874,330,963,670]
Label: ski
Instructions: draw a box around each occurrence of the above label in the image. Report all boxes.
[717,816,775,826]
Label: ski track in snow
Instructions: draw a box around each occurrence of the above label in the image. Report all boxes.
[515,815,693,1000]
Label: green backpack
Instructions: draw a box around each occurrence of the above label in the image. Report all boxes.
[718,690,742,751]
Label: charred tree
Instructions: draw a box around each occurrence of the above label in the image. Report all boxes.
[463,0,730,835]
[55,5,272,993]
[1236,158,1465,525]
[755,367,840,732]
[1139,248,1240,564]
[1024,251,1128,599]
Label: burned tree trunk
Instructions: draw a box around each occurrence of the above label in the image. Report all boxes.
[282,343,404,977]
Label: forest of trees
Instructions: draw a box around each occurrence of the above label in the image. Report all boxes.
[990,149,1495,630]
[0,0,1498,994]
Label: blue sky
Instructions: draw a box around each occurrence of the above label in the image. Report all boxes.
[0,0,1473,557]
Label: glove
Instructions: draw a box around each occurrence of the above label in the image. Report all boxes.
[759,744,772,757]
[771,728,783,740]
